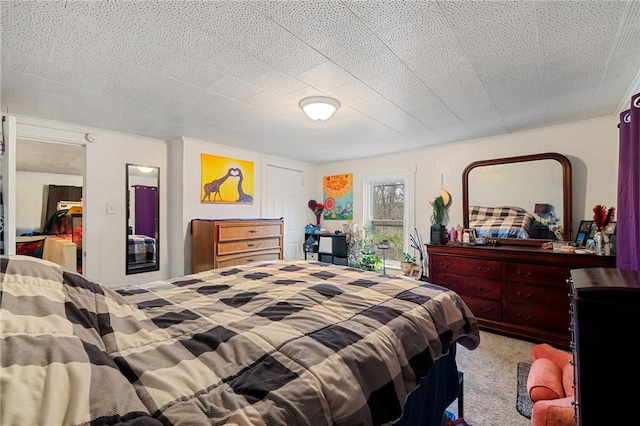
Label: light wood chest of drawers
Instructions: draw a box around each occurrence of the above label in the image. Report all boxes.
[191,219,283,273]
[427,243,616,347]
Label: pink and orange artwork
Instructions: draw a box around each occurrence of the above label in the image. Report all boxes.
[201,154,254,204]
[323,173,353,220]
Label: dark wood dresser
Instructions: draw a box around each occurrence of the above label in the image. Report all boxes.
[191,219,284,273]
[427,243,616,347]
[569,268,640,426]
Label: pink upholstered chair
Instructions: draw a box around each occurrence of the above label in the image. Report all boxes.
[526,344,576,426]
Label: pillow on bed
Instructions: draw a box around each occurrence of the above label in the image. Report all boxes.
[0,255,161,426]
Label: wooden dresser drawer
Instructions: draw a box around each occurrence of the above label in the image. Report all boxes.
[507,282,570,311]
[431,273,501,301]
[460,296,502,322]
[218,223,282,241]
[506,304,569,334]
[507,262,571,287]
[215,250,282,268]
[217,237,281,255]
[192,219,284,273]
[430,254,501,280]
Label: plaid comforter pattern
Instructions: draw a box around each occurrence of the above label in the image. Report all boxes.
[469,206,536,238]
[127,234,156,264]
[1,256,480,426]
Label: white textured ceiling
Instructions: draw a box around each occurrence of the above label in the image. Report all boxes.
[2,0,640,166]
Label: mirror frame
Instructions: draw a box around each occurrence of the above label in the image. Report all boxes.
[126,164,160,274]
[462,152,572,244]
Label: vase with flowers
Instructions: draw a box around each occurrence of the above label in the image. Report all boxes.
[592,204,615,256]
[308,199,325,228]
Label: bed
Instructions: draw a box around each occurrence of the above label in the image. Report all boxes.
[469,205,536,239]
[128,234,157,265]
[0,256,480,426]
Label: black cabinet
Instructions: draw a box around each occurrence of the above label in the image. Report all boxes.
[304,233,348,265]
[569,268,640,426]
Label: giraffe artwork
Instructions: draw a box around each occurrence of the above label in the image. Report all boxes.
[230,168,253,203]
[201,153,254,204]
[202,168,233,202]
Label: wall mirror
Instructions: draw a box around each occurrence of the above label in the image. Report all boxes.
[126,164,159,274]
[463,152,572,243]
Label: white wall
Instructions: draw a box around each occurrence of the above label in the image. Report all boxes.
[16,171,83,235]
[15,116,168,287]
[317,117,619,244]
[11,114,619,286]
[169,137,317,277]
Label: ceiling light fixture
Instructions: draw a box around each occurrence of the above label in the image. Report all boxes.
[137,166,154,174]
[299,96,340,122]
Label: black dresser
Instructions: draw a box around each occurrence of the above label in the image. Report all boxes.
[569,268,640,426]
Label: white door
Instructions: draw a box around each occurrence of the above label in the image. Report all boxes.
[266,165,303,259]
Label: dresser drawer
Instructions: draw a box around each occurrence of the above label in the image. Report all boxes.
[218,223,282,241]
[506,304,570,334]
[459,296,502,321]
[430,254,501,280]
[215,249,282,268]
[507,262,571,287]
[507,282,570,311]
[217,237,281,255]
[431,273,501,301]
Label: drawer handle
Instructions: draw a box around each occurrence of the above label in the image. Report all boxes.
[517,270,533,278]
[478,286,492,293]
[247,258,256,262]
[439,262,451,269]
[247,243,257,247]
[248,229,258,233]
[477,266,492,273]
[478,307,492,313]
[516,291,532,299]
[516,312,533,321]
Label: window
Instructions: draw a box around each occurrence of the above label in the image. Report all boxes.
[365,175,407,262]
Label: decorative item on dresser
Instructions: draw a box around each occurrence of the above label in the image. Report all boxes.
[427,244,616,347]
[191,218,283,273]
[569,268,640,426]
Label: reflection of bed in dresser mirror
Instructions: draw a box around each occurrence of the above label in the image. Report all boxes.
[463,152,572,242]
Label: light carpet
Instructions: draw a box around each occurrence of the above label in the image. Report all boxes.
[445,331,535,426]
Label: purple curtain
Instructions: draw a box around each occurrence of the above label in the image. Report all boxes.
[134,185,158,238]
[617,93,640,271]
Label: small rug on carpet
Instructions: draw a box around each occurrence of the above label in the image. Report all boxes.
[516,362,533,419]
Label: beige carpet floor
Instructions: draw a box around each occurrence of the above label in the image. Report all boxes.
[446,331,537,426]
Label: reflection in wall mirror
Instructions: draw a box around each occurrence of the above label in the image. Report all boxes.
[462,153,572,242]
[126,164,159,274]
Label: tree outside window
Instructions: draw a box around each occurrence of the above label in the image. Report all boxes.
[369,179,405,262]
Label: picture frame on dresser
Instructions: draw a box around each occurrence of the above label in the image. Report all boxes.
[408,266,423,279]
[575,220,593,247]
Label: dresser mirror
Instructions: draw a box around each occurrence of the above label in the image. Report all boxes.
[126,164,159,274]
[462,152,572,243]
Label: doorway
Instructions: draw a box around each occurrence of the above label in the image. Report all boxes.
[265,165,304,259]
[16,139,85,272]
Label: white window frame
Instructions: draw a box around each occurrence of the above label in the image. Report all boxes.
[364,174,408,268]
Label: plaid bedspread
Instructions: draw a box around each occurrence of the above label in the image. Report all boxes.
[469,206,536,238]
[128,234,156,264]
[1,256,479,426]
